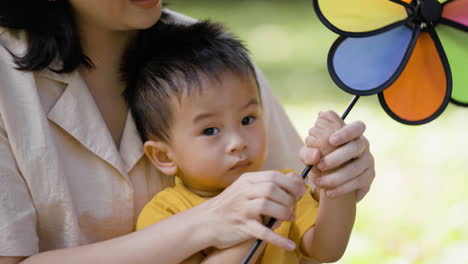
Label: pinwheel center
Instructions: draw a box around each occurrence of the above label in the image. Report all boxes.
[415,0,443,24]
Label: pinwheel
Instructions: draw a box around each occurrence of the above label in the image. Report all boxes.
[313,0,468,125]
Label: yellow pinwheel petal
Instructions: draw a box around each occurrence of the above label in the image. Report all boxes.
[314,0,409,35]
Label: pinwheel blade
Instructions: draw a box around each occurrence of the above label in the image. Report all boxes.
[437,24,468,105]
[379,30,452,125]
[441,0,468,31]
[313,0,409,36]
[329,25,418,96]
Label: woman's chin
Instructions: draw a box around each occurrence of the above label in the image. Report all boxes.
[126,1,163,30]
[129,0,161,9]
[131,12,162,29]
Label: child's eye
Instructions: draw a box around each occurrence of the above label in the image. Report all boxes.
[202,127,220,136]
[242,116,256,126]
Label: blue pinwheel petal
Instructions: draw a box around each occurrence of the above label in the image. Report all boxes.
[329,25,419,96]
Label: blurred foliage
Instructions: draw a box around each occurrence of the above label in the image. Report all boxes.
[169,1,468,263]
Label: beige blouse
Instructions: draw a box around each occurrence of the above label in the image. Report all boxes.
[0,10,304,257]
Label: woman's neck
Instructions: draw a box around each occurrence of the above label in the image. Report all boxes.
[74,22,135,147]
[78,22,136,75]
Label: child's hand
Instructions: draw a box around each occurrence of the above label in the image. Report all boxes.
[306,111,345,157]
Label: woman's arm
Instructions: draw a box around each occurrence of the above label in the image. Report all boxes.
[0,257,25,264]
[19,206,215,264]
[0,171,304,264]
[177,242,261,264]
[199,240,264,264]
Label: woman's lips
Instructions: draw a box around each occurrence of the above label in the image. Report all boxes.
[130,0,160,9]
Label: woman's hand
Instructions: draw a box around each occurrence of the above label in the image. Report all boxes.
[199,171,307,251]
[300,111,375,202]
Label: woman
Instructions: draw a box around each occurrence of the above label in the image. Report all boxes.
[0,0,375,263]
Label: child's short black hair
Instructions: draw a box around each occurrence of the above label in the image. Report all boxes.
[122,21,257,143]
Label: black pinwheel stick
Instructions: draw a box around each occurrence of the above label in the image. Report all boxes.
[241,95,360,264]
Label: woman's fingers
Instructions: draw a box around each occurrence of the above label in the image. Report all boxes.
[243,172,304,221]
[302,114,375,202]
[245,171,307,201]
[206,170,309,250]
[248,221,296,251]
[317,136,369,171]
[248,198,295,222]
[329,120,366,147]
[324,166,374,199]
[271,219,283,230]
[315,150,372,189]
[356,185,371,202]
[313,150,375,200]
[249,182,296,209]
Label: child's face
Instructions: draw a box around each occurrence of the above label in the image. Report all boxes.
[168,71,267,196]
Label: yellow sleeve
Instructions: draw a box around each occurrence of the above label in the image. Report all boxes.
[136,189,185,230]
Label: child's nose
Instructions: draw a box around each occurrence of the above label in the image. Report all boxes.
[226,134,247,153]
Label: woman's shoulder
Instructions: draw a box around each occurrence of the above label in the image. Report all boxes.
[0,28,37,104]
[0,27,30,77]
[161,9,198,25]
[0,26,27,53]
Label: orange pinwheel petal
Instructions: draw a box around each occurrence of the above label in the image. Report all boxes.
[379,31,451,125]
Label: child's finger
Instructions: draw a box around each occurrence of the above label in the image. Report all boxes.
[317,111,344,127]
[308,166,321,180]
[299,146,321,166]
[304,134,319,148]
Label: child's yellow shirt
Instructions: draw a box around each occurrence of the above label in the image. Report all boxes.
[137,171,319,264]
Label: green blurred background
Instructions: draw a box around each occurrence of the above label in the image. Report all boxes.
[169,1,468,263]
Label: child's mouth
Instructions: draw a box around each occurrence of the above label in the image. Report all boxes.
[230,160,252,171]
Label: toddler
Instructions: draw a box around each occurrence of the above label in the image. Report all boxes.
[123,21,355,264]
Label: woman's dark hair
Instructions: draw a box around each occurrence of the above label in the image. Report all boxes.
[0,0,91,73]
[0,0,168,73]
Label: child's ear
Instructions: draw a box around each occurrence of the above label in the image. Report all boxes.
[144,140,178,176]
